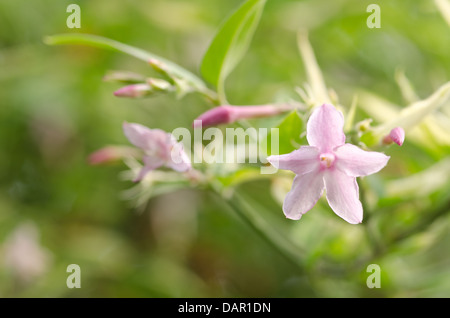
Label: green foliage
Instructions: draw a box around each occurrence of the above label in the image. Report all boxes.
[261,110,305,156]
[45,33,215,100]
[1,0,450,298]
[201,0,266,102]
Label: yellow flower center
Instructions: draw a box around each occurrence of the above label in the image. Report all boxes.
[320,153,335,168]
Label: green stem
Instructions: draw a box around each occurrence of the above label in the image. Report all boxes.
[359,180,385,257]
[216,77,229,105]
[210,182,304,271]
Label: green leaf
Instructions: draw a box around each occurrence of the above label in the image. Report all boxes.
[217,167,271,188]
[373,81,450,135]
[296,30,330,105]
[358,83,450,149]
[359,131,378,148]
[385,157,450,198]
[44,33,210,95]
[261,110,305,156]
[201,0,266,102]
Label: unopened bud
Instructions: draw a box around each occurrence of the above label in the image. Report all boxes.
[149,58,171,77]
[193,106,232,128]
[113,83,153,98]
[88,146,140,165]
[356,119,373,133]
[193,104,292,128]
[383,127,405,146]
[146,78,173,91]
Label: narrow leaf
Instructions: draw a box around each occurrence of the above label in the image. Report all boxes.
[385,157,450,198]
[201,0,266,101]
[359,85,450,149]
[297,29,330,105]
[373,81,450,135]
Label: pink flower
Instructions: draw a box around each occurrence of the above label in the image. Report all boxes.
[383,127,405,146]
[123,122,191,182]
[267,104,390,224]
[193,105,291,128]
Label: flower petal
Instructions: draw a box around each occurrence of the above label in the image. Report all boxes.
[307,104,345,152]
[335,144,390,177]
[166,142,191,172]
[282,170,325,220]
[133,156,164,182]
[123,122,170,153]
[324,169,362,224]
[267,146,319,175]
[123,122,151,149]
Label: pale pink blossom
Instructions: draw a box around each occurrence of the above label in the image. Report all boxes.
[383,127,405,146]
[123,122,191,181]
[267,104,390,224]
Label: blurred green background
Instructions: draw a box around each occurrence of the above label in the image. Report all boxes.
[1,0,449,297]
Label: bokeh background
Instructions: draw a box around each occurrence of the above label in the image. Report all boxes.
[1,0,449,297]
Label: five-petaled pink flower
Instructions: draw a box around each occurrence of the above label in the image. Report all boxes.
[267,104,390,224]
[123,122,191,182]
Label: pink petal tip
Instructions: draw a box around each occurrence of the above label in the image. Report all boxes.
[383,127,405,146]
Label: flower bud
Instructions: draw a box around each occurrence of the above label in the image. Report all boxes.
[193,105,292,128]
[88,146,139,165]
[148,58,175,80]
[356,118,373,133]
[146,78,173,91]
[148,58,167,74]
[113,83,153,98]
[383,127,405,146]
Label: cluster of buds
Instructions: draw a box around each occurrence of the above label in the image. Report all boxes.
[106,58,206,100]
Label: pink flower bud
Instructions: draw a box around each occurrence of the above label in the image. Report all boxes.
[383,127,405,146]
[113,83,153,98]
[193,105,291,128]
[88,146,138,165]
[193,106,232,128]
